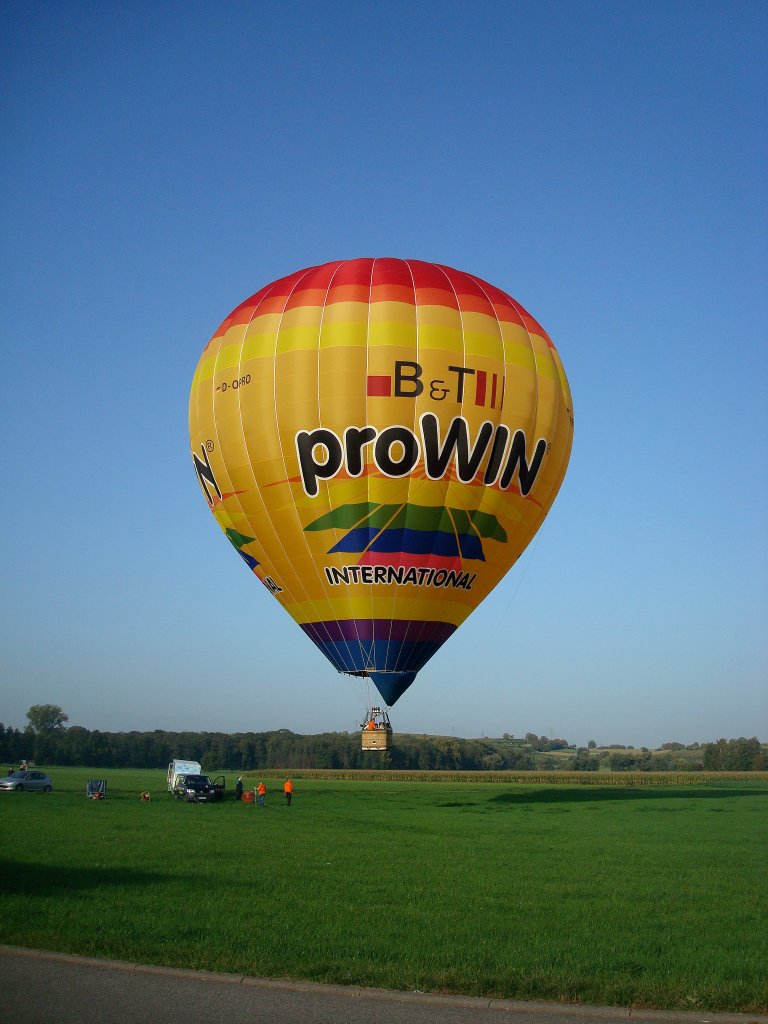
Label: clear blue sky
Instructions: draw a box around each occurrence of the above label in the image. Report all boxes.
[2,1,766,747]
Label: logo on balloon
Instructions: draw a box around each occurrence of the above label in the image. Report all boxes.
[304,500,510,589]
[295,414,547,499]
[367,360,504,408]
[224,527,283,595]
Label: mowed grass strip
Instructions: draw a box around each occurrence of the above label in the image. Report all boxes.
[0,769,766,1012]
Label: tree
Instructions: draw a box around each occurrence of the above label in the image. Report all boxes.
[608,751,636,771]
[0,723,25,764]
[26,705,68,735]
[25,705,69,763]
[703,737,763,771]
[571,747,599,771]
[482,752,503,770]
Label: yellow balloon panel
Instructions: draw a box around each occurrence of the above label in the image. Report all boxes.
[189,258,573,705]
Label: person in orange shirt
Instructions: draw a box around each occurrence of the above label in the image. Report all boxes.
[366,719,375,730]
[256,781,267,807]
[283,778,293,807]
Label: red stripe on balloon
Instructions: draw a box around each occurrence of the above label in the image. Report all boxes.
[475,371,487,407]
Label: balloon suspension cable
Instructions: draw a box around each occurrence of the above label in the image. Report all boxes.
[500,531,542,618]
[342,669,375,725]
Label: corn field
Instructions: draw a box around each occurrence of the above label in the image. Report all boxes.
[244,768,768,785]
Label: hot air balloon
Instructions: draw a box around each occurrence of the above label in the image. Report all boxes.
[189,258,573,743]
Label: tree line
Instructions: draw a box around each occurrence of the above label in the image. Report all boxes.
[1,706,765,772]
[0,713,537,772]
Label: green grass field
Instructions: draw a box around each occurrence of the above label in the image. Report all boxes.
[1,768,766,1013]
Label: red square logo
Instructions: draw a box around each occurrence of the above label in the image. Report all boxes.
[367,375,392,397]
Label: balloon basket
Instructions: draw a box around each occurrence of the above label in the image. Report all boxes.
[361,730,391,751]
[361,706,392,750]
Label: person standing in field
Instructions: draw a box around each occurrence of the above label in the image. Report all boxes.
[235,777,244,800]
[283,778,293,806]
[257,781,266,807]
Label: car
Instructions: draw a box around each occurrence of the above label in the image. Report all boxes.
[0,770,53,792]
[172,773,218,802]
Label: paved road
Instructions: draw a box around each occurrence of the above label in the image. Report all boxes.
[0,947,761,1024]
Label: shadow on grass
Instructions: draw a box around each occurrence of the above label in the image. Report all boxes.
[437,787,768,810]
[487,787,768,806]
[0,860,175,896]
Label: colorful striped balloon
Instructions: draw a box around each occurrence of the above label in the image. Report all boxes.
[189,258,573,706]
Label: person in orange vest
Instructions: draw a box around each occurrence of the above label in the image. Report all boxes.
[366,719,375,731]
[256,781,267,807]
[283,778,293,807]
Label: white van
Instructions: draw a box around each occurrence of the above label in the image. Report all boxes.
[167,759,202,791]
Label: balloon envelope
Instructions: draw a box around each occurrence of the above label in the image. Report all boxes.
[189,258,573,705]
